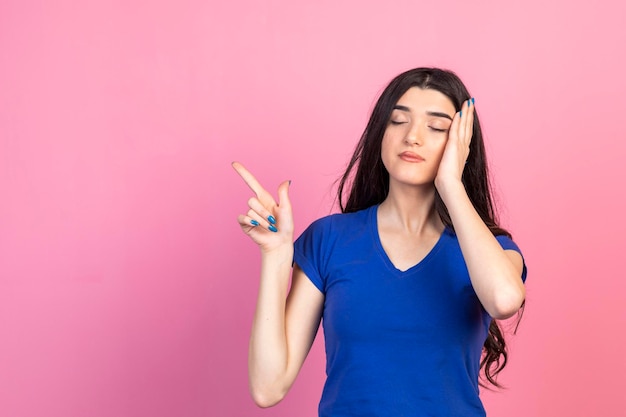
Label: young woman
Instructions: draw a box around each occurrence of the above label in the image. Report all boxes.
[232,67,527,416]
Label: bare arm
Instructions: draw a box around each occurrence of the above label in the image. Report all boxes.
[438,182,525,319]
[435,100,525,319]
[249,260,323,407]
[232,162,324,407]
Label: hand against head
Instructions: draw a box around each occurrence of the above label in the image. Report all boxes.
[435,98,474,192]
[232,162,294,253]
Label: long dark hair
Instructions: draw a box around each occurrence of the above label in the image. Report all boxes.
[336,67,523,387]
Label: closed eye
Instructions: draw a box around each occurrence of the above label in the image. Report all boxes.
[429,127,448,132]
[390,120,408,125]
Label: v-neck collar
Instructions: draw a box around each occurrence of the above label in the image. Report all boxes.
[369,204,448,276]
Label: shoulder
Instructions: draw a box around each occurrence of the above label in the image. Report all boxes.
[293,206,376,291]
[494,233,523,253]
[302,206,374,235]
[494,233,528,282]
[294,207,375,253]
[444,228,522,253]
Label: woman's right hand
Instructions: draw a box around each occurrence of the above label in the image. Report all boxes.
[232,161,294,253]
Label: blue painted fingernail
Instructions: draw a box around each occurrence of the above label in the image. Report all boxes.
[268,225,278,233]
[250,219,259,226]
[268,215,276,225]
[471,97,475,105]
[459,110,462,117]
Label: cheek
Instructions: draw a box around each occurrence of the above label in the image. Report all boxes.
[425,137,448,168]
[432,135,448,155]
[380,134,394,167]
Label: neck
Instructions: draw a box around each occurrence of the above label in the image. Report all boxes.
[378,181,443,234]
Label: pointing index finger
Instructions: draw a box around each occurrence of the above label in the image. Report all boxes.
[232,161,267,197]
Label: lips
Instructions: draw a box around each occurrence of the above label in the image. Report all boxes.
[399,151,425,162]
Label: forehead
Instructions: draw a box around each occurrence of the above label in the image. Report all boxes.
[394,87,455,114]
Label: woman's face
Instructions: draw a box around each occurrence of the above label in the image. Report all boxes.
[381,87,456,188]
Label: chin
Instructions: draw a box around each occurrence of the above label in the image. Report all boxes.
[392,176,436,188]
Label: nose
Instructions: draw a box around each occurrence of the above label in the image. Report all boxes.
[404,124,422,146]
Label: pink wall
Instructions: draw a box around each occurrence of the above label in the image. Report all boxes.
[1,1,625,416]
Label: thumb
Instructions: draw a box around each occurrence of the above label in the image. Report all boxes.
[277,180,292,209]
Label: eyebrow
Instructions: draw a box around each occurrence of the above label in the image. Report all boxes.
[393,105,453,121]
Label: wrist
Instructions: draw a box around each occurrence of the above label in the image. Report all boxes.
[435,177,465,201]
[260,244,294,261]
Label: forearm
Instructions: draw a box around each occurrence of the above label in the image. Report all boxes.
[248,246,294,406]
[438,181,525,319]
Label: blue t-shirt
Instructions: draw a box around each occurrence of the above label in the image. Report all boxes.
[293,205,527,417]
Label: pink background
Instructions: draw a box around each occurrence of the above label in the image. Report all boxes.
[1,1,625,416]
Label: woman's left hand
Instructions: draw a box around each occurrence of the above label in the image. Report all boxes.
[435,98,474,191]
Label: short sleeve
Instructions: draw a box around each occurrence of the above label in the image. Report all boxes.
[496,234,528,283]
[293,217,332,294]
